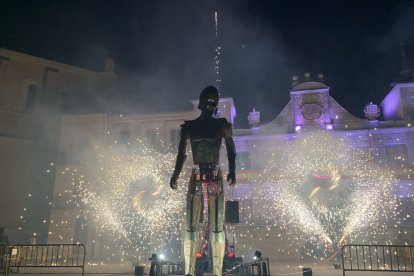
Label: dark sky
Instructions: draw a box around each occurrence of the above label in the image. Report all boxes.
[1,0,414,128]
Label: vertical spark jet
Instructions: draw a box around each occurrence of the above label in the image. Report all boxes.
[214,11,222,89]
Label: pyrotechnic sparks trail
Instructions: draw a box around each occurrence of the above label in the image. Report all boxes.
[66,138,188,261]
[214,10,222,85]
[259,131,398,259]
[49,130,404,263]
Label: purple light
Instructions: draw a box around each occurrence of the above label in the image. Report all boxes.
[325,124,333,130]
[312,174,330,180]
[381,86,401,120]
[230,104,236,124]
[295,125,301,132]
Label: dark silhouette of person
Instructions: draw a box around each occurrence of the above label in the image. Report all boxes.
[0,227,9,269]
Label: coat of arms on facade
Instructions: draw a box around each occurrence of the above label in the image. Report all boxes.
[364,102,380,120]
[300,93,323,121]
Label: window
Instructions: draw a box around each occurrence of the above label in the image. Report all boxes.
[386,144,409,168]
[239,200,252,224]
[65,143,77,164]
[237,151,251,170]
[119,130,131,145]
[58,150,67,165]
[79,138,90,150]
[71,139,89,164]
[400,197,414,224]
[170,129,180,151]
[73,217,88,245]
[25,85,37,112]
[145,129,157,148]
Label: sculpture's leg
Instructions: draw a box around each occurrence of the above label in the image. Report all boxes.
[209,169,225,276]
[184,169,202,276]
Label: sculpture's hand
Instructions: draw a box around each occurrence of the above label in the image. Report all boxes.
[170,175,178,190]
[227,171,236,186]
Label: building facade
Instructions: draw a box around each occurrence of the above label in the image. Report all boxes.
[48,79,414,261]
[1,48,413,260]
[0,48,116,243]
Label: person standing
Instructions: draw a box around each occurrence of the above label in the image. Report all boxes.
[0,227,9,270]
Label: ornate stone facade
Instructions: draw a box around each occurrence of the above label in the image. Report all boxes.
[0,48,116,243]
[48,79,414,261]
[1,49,414,261]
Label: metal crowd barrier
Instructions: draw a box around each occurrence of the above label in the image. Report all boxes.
[160,260,184,275]
[148,258,270,276]
[148,259,184,276]
[223,257,270,276]
[5,244,86,276]
[341,244,414,276]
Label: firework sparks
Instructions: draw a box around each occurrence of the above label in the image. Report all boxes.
[259,131,398,258]
[64,138,188,261]
[48,130,404,263]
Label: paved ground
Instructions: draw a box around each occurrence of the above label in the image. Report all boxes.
[2,261,412,276]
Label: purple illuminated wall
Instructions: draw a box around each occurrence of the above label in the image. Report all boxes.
[381,87,401,120]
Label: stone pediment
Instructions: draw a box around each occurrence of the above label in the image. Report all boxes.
[259,82,368,133]
[291,81,329,91]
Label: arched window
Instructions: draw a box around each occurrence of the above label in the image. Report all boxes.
[119,130,131,144]
[25,85,37,112]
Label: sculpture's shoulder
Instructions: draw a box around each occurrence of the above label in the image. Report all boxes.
[181,117,232,133]
[181,119,197,129]
[180,119,198,134]
[216,118,233,138]
[217,117,232,130]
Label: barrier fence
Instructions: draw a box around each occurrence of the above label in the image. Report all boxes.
[341,244,414,276]
[5,244,86,276]
[146,257,269,276]
[223,257,270,276]
[145,259,184,276]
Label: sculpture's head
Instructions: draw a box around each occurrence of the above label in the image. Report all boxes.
[198,85,219,116]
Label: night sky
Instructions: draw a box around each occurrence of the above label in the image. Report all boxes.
[1,0,414,128]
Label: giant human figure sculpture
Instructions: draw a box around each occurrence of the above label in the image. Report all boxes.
[170,86,236,276]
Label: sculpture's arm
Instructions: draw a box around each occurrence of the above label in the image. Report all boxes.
[170,126,188,189]
[223,123,236,185]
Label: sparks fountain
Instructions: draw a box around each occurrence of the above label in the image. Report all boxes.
[50,130,406,271]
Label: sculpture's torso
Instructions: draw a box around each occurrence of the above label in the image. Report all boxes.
[178,114,234,276]
[182,117,230,165]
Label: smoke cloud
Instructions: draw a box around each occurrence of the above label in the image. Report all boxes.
[2,1,414,126]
